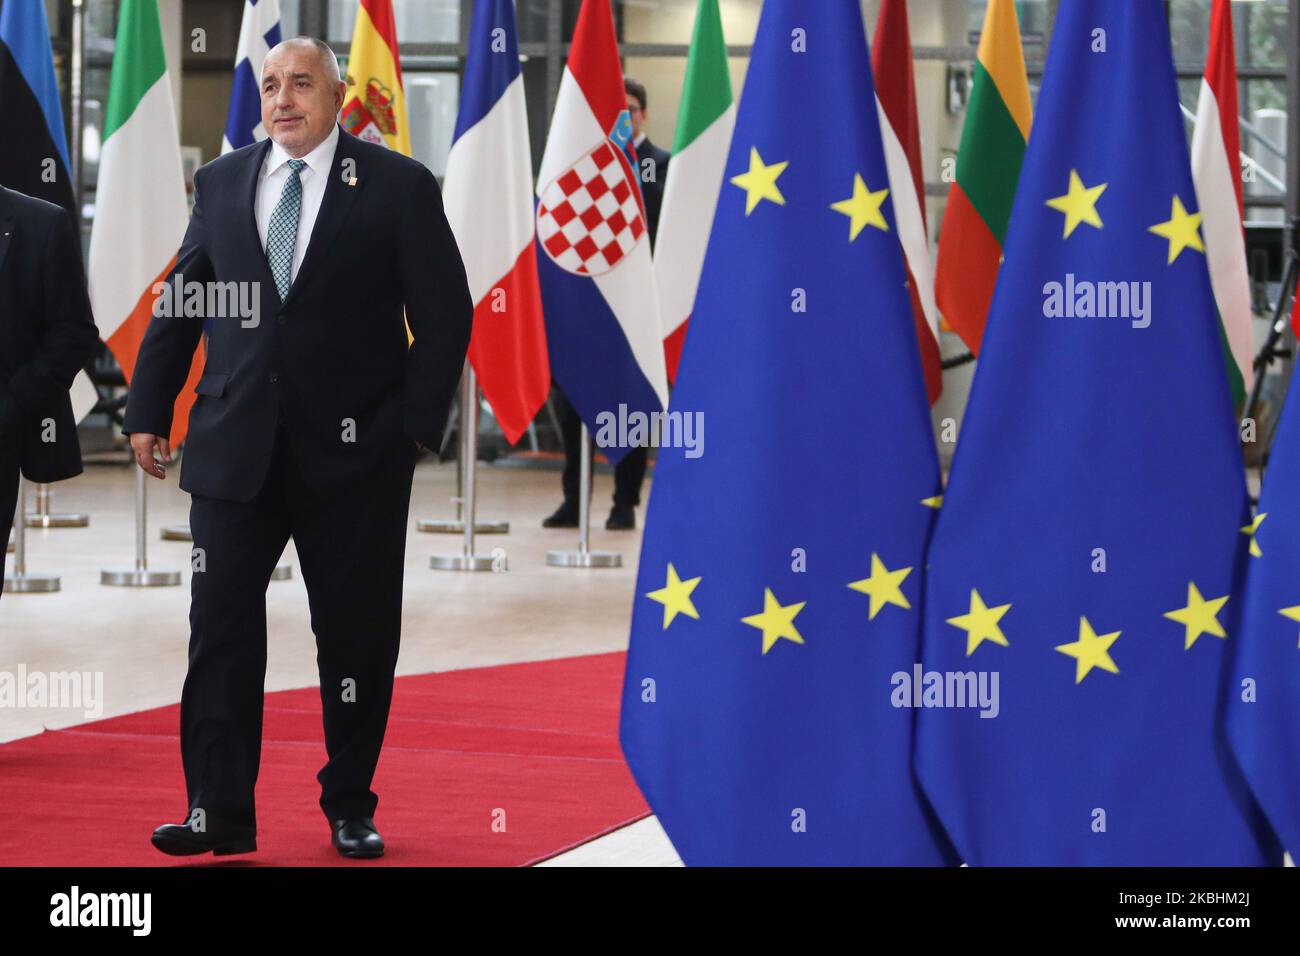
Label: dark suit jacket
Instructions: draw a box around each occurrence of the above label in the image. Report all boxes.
[636,136,671,249]
[122,126,473,503]
[0,186,99,481]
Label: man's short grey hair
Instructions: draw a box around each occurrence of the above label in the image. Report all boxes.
[266,36,342,85]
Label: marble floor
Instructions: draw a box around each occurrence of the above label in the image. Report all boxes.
[1,452,681,866]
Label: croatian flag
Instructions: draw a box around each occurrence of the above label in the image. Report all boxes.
[222,0,282,153]
[443,0,550,445]
[536,0,668,459]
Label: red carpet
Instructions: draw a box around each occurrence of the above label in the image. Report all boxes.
[0,652,650,865]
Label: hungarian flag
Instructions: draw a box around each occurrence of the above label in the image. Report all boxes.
[1191,0,1252,401]
[443,0,549,444]
[342,0,409,155]
[1,0,97,423]
[872,0,941,403]
[934,0,1031,355]
[87,0,198,448]
[654,0,735,384]
[535,0,668,458]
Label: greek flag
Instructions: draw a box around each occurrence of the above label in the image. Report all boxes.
[222,0,282,153]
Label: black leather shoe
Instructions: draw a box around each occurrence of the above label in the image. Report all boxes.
[542,502,579,528]
[332,817,384,858]
[606,506,636,530]
[151,819,257,857]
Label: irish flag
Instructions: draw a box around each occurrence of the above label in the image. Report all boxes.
[934,0,1031,355]
[1191,0,1252,401]
[88,0,198,447]
[872,0,941,403]
[654,0,735,384]
[342,0,409,155]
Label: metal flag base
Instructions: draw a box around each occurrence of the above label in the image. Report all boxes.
[547,425,622,569]
[418,518,509,534]
[6,479,61,590]
[4,573,60,593]
[102,467,180,588]
[430,553,495,571]
[545,548,622,568]
[101,568,181,587]
[432,366,498,573]
[25,483,89,527]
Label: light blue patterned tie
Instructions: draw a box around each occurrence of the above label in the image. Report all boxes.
[266,158,306,301]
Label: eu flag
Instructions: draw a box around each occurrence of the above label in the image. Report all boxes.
[913,0,1279,865]
[1227,385,1300,859]
[618,0,955,865]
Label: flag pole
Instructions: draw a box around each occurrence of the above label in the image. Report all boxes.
[546,425,621,568]
[26,0,92,533]
[431,366,494,571]
[417,365,509,535]
[101,466,180,587]
[4,479,60,593]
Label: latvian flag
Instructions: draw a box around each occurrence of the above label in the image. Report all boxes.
[222,0,282,154]
[654,0,735,385]
[443,0,550,444]
[536,0,669,455]
[1191,0,1253,401]
[872,0,942,403]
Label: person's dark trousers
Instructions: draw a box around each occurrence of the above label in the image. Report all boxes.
[556,389,647,509]
[182,424,417,830]
[0,450,18,596]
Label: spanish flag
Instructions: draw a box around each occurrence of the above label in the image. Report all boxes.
[342,0,410,156]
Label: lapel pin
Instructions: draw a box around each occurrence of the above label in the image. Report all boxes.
[348,177,358,187]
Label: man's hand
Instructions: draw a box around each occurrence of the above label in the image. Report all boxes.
[130,433,172,479]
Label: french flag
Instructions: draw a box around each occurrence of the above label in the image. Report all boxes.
[444,0,550,444]
[222,0,282,153]
[535,0,668,460]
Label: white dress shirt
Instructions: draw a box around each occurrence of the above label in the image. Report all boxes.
[254,123,339,288]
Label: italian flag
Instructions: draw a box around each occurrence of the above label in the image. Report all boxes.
[934,0,1031,355]
[342,0,410,156]
[87,0,198,447]
[1191,0,1252,402]
[873,0,941,403]
[654,0,735,384]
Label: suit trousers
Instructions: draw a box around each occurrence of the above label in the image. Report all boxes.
[181,424,417,828]
[0,450,17,598]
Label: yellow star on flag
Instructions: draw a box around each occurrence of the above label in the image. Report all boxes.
[830,173,890,240]
[847,553,913,620]
[730,147,788,215]
[920,495,944,509]
[1148,195,1205,265]
[946,589,1011,657]
[1045,169,1107,238]
[1163,582,1229,650]
[740,588,806,654]
[645,563,701,630]
[1055,616,1121,684]
[1279,605,1300,648]
[1241,513,1266,558]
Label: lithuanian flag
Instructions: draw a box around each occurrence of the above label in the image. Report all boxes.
[342,0,410,156]
[934,0,1031,354]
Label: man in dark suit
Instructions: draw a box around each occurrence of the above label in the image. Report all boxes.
[0,186,98,592]
[543,78,670,532]
[124,38,472,859]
